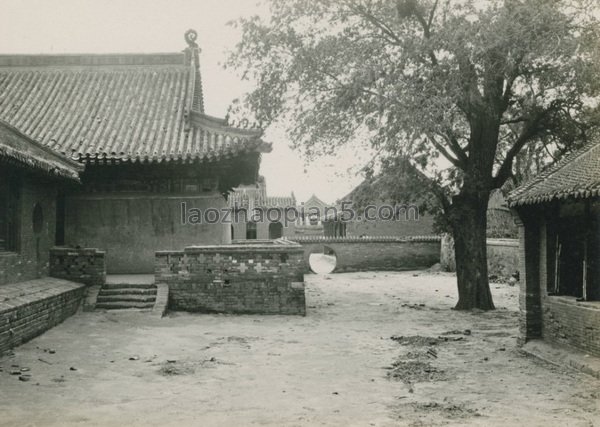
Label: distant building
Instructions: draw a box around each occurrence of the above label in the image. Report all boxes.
[294,194,330,236]
[324,169,515,239]
[229,176,296,240]
[323,165,437,238]
[509,141,600,357]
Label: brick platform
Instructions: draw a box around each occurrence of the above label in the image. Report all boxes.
[0,278,85,354]
[156,240,305,315]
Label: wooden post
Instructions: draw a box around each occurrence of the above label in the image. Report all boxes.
[583,200,591,300]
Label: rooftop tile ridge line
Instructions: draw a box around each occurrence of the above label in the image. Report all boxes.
[509,139,600,202]
[104,71,143,156]
[0,118,83,169]
[190,112,263,138]
[111,70,147,157]
[192,47,204,113]
[138,69,171,158]
[184,29,204,114]
[149,68,180,158]
[0,52,187,68]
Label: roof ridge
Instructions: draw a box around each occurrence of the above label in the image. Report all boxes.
[184,30,205,113]
[0,53,186,67]
[0,30,269,165]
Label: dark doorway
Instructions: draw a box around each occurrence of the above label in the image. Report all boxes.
[556,216,585,298]
[246,221,257,240]
[268,221,283,239]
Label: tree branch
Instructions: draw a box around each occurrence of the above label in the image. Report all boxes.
[500,116,528,125]
[409,0,439,65]
[493,116,543,187]
[427,133,463,168]
[345,2,405,46]
[427,176,451,213]
[441,129,469,166]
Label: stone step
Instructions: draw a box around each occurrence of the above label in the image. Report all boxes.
[96,294,156,303]
[102,283,156,290]
[98,288,157,296]
[95,301,155,310]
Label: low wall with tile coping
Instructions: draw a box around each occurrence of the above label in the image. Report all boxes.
[155,240,305,315]
[0,278,85,355]
[288,235,441,273]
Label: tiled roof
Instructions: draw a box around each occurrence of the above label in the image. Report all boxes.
[264,195,296,208]
[0,32,270,164]
[303,194,328,209]
[228,190,296,209]
[0,120,83,181]
[508,141,600,207]
[228,177,296,208]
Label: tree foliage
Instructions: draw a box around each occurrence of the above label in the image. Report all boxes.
[228,0,599,195]
[227,0,600,310]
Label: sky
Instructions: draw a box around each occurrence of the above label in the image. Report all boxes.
[0,0,367,204]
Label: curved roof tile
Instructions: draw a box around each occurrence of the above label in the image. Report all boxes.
[508,141,600,207]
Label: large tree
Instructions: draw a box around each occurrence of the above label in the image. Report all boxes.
[227,0,600,310]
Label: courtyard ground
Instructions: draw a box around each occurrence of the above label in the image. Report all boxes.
[1,271,599,427]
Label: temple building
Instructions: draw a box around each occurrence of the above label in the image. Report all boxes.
[295,194,330,236]
[0,30,270,273]
[228,176,296,240]
[509,141,600,357]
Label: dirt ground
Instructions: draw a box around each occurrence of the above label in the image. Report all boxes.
[1,271,599,427]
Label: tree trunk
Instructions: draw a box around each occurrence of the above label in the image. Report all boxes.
[449,191,495,310]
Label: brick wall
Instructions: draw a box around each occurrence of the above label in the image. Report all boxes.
[0,172,59,286]
[515,208,600,356]
[518,217,543,344]
[0,278,85,355]
[65,193,229,274]
[49,247,106,286]
[541,296,600,356]
[155,241,305,315]
[291,235,441,273]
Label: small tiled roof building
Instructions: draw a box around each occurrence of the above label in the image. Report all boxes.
[228,176,296,240]
[508,141,600,357]
[0,120,83,284]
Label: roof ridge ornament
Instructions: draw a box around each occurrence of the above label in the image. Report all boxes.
[183,29,205,113]
[184,29,199,49]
